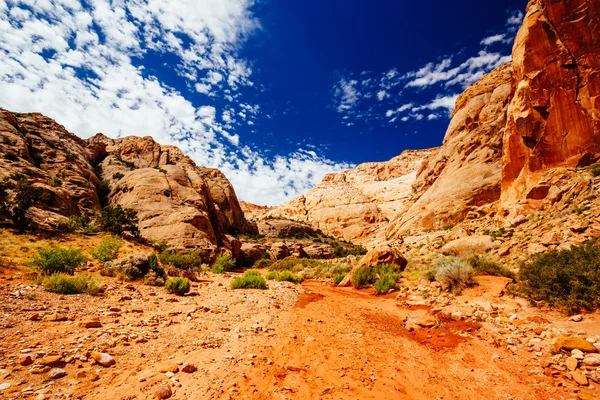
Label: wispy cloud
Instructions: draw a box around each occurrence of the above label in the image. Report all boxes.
[0,0,351,206]
[332,10,521,126]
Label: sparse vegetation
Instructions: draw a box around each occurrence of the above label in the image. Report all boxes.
[165,277,191,296]
[466,254,515,279]
[99,204,139,236]
[50,176,62,187]
[230,270,267,289]
[591,163,600,177]
[90,235,123,263]
[268,257,322,272]
[266,270,304,284]
[333,273,346,285]
[252,259,274,269]
[351,266,376,289]
[112,172,125,180]
[490,228,506,240]
[160,250,203,270]
[32,246,87,275]
[42,273,100,295]
[518,242,600,312]
[211,253,236,274]
[0,177,44,231]
[332,243,368,258]
[374,274,399,295]
[433,256,474,295]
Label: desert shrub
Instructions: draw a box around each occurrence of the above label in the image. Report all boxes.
[32,246,87,275]
[269,257,322,272]
[591,163,600,177]
[466,254,514,279]
[57,213,90,233]
[99,205,139,236]
[266,270,304,284]
[230,270,267,289]
[90,235,123,263]
[315,263,352,279]
[333,273,346,285]
[518,242,600,312]
[165,277,191,295]
[154,240,168,253]
[332,243,368,258]
[374,274,399,295]
[433,256,474,295]
[148,253,165,278]
[211,253,236,274]
[0,177,44,231]
[50,176,62,187]
[42,274,100,295]
[253,258,274,269]
[351,266,376,289]
[490,228,506,240]
[112,172,125,180]
[160,250,203,270]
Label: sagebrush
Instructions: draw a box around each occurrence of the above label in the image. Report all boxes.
[212,253,236,274]
[42,274,100,295]
[231,270,267,289]
[165,277,191,295]
[90,235,123,263]
[32,247,87,275]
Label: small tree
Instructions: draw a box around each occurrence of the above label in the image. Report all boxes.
[99,204,139,236]
[0,177,44,231]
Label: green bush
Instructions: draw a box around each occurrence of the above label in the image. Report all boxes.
[148,253,165,278]
[57,213,90,233]
[265,270,304,284]
[374,274,399,295]
[332,243,368,258]
[433,256,474,295]
[253,259,274,269]
[160,250,203,270]
[466,254,514,279]
[315,263,352,278]
[490,228,506,240]
[0,177,44,231]
[112,172,125,180]
[165,277,191,296]
[32,247,87,275]
[333,273,346,285]
[230,270,267,289]
[211,253,236,274]
[99,205,139,236]
[50,176,62,187]
[42,274,100,295]
[591,163,600,177]
[351,266,376,289]
[518,242,600,312]
[90,235,123,263]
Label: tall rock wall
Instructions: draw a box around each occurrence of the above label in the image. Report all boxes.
[501,0,600,215]
[386,63,512,237]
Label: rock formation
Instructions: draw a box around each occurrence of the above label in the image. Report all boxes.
[500,0,600,216]
[262,149,435,245]
[0,110,255,259]
[386,63,512,238]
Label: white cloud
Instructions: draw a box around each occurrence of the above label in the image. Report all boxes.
[507,10,524,26]
[481,34,506,46]
[334,78,360,113]
[0,0,351,206]
[376,90,389,101]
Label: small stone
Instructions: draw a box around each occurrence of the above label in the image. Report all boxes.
[18,355,33,366]
[569,314,583,322]
[158,363,178,373]
[566,357,579,371]
[81,320,102,328]
[572,370,588,386]
[582,357,600,366]
[181,363,196,373]
[91,352,115,367]
[0,383,11,390]
[578,393,597,400]
[416,314,436,328]
[155,385,172,399]
[40,356,62,366]
[48,368,67,380]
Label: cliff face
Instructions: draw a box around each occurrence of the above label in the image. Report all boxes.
[386,63,512,237]
[264,149,435,245]
[0,110,255,258]
[500,0,600,215]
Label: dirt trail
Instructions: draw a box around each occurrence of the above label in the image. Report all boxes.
[228,281,554,400]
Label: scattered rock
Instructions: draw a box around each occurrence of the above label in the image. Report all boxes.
[554,337,597,353]
[569,314,583,322]
[81,320,102,328]
[571,370,588,386]
[155,385,172,399]
[91,352,116,367]
[158,363,179,373]
[566,357,579,371]
[18,355,33,366]
[47,368,67,380]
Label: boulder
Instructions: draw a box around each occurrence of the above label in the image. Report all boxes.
[338,247,407,287]
[303,244,334,259]
[268,242,290,260]
[554,337,598,353]
[441,235,495,256]
[238,243,268,267]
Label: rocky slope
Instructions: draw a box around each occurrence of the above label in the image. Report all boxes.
[0,110,255,259]
[259,149,435,245]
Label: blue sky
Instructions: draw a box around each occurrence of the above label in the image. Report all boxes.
[0,0,526,205]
